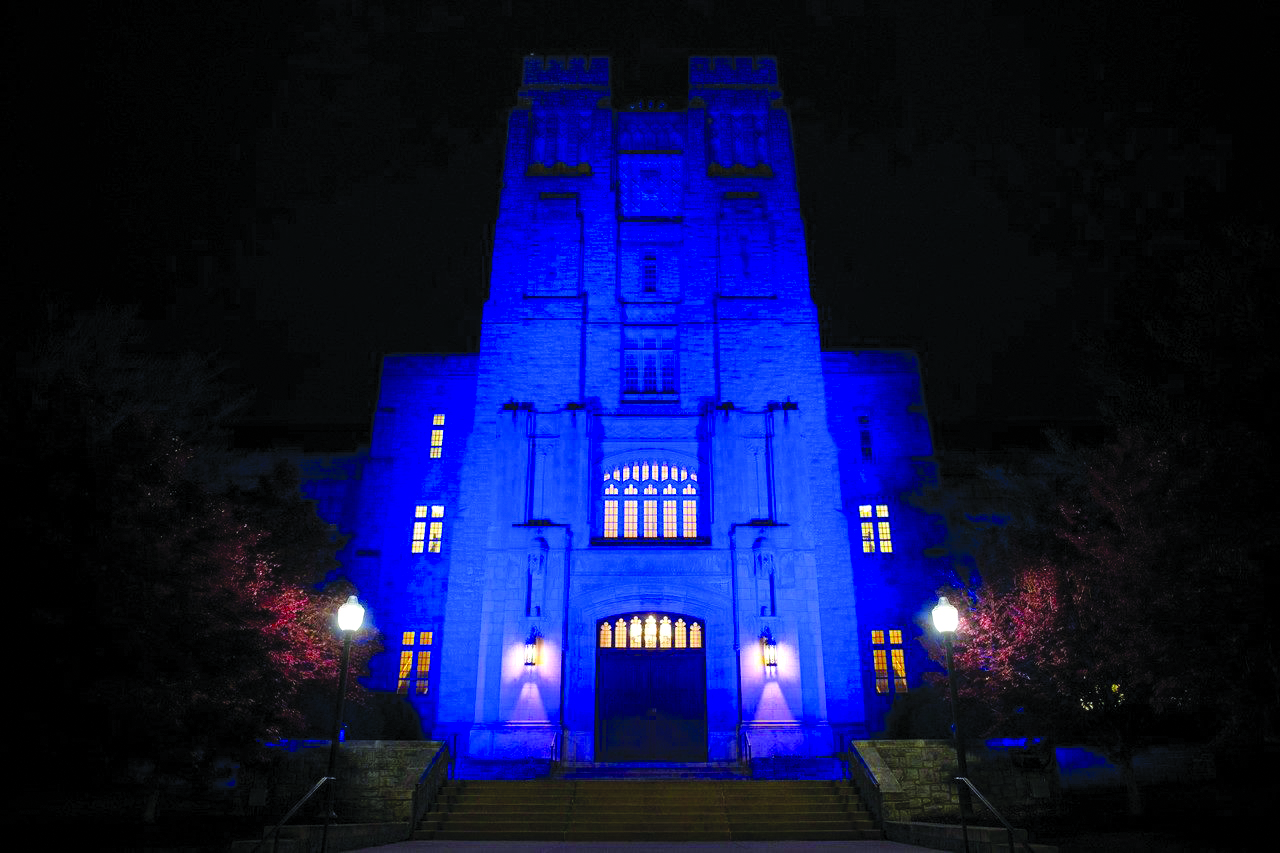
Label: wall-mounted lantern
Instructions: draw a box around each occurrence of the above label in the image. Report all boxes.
[524,627,541,666]
[760,627,778,670]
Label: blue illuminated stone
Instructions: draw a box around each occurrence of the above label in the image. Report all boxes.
[322,57,945,774]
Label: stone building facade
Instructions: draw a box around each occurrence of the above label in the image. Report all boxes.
[339,56,944,770]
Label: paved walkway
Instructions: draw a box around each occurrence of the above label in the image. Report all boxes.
[349,842,939,853]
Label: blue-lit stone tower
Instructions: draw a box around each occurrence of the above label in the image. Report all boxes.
[344,56,942,770]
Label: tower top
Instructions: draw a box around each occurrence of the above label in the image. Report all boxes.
[688,56,779,86]
[521,55,611,87]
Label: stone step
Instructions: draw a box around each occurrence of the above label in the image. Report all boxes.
[415,828,884,842]
[417,778,882,842]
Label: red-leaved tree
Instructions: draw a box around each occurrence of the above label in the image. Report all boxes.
[947,426,1231,816]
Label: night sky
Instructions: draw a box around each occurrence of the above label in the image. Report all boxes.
[45,0,1276,455]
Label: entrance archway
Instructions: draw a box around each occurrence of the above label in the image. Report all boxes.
[595,613,707,762]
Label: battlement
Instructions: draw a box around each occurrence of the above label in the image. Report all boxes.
[521,55,610,86]
[689,56,779,86]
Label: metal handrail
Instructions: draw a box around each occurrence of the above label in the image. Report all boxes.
[739,729,752,775]
[251,775,333,853]
[838,738,883,827]
[844,736,879,788]
[408,739,454,838]
[953,776,1035,853]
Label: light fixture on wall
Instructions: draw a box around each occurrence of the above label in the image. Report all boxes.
[760,627,778,670]
[524,627,541,666]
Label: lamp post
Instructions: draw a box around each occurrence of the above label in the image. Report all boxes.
[932,596,972,817]
[321,595,364,852]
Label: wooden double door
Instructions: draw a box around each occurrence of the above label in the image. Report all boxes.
[596,646,707,762]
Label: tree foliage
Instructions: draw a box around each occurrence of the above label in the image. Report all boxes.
[933,226,1278,814]
[10,307,367,810]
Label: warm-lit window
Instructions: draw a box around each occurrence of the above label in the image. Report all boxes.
[412,505,428,553]
[397,630,433,695]
[624,500,638,537]
[623,327,676,397]
[599,613,703,652]
[663,499,678,538]
[859,504,892,553]
[428,505,444,553]
[430,414,445,459]
[601,462,698,540]
[871,628,906,694]
[604,493,619,538]
[414,505,444,554]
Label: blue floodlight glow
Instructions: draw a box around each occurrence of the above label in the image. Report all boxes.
[310,56,949,775]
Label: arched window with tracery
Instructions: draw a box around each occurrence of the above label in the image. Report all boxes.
[601,460,699,541]
[598,613,704,650]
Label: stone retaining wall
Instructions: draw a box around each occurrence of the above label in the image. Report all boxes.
[263,740,441,823]
[850,739,1056,822]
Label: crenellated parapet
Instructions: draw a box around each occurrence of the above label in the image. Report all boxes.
[521,55,610,87]
[689,56,779,86]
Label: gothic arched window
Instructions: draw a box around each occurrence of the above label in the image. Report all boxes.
[601,461,699,540]
[598,613,703,650]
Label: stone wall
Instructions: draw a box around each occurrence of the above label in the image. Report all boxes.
[850,739,1057,823]
[263,740,442,824]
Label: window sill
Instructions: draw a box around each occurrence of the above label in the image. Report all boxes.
[591,535,710,546]
[621,392,680,404]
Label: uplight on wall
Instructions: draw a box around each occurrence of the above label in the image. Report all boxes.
[760,627,778,670]
[524,627,541,666]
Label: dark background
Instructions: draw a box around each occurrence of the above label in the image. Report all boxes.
[25,0,1276,455]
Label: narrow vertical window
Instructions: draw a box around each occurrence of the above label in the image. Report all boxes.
[430,413,445,459]
[428,505,444,553]
[683,500,697,538]
[663,500,677,537]
[642,250,658,293]
[675,618,688,648]
[876,504,892,553]
[629,616,642,648]
[689,622,702,648]
[643,499,658,537]
[624,500,638,538]
[604,500,618,538]
[644,615,657,648]
[599,621,613,648]
[871,628,906,694]
[412,505,428,553]
[859,415,873,463]
[659,616,672,648]
[398,630,433,695]
[860,504,892,553]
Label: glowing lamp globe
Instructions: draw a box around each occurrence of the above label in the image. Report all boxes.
[337,595,365,632]
[931,597,959,634]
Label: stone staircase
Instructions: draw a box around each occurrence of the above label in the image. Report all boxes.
[414,778,881,841]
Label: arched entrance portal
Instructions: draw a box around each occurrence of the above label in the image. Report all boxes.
[596,613,707,762]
